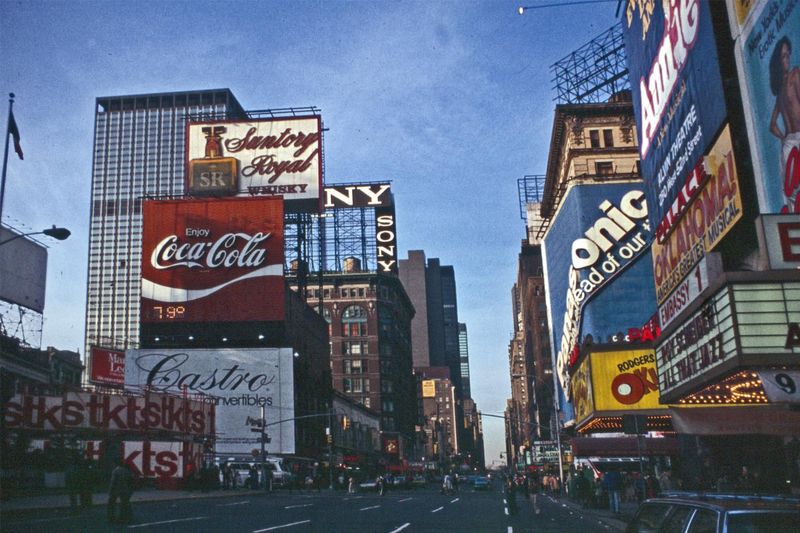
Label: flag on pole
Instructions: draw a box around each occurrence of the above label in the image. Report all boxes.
[8,109,23,160]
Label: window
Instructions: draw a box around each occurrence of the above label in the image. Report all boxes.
[589,130,600,148]
[603,129,614,147]
[595,161,614,175]
[660,505,694,532]
[687,509,718,533]
[342,305,368,337]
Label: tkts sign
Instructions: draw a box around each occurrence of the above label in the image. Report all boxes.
[186,117,322,213]
[140,197,285,325]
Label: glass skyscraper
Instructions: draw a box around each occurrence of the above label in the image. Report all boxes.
[84,90,245,361]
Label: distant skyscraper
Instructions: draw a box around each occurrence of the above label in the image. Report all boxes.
[458,322,471,398]
[84,89,245,359]
[398,250,463,399]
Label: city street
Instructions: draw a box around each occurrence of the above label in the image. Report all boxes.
[0,484,622,533]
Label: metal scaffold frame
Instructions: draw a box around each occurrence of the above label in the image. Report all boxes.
[550,23,630,104]
[517,175,546,221]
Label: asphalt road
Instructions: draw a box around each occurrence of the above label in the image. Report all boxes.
[1,483,620,533]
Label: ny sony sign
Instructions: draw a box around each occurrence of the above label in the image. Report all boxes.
[324,183,398,274]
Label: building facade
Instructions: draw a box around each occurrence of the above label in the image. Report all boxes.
[84,89,245,358]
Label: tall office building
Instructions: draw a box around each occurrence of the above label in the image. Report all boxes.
[458,322,471,399]
[84,89,245,359]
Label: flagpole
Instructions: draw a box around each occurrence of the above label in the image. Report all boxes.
[0,93,15,224]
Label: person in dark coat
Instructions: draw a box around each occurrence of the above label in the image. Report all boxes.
[107,460,134,524]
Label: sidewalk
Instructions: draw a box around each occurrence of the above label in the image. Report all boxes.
[554,495,638,531]
[0,488,268,514]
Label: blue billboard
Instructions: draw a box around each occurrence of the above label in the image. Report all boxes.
[543,182,656,400]
[622,0,728,237]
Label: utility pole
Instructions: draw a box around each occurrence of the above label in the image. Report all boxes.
[328,409,334,490]
[261,404,267,492]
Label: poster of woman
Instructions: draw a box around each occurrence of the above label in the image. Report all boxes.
[735,0,800,214]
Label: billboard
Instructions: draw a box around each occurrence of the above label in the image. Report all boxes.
[733,0,800,214]
[3,391,214,435]
[0,226,47,313]
[756,214,800,269]
[322,183,398,274]
[140,197,284,326]
[590,348,661,411]
[622,0,728,234]
[89,346,126,387]
[650,126,742,304]
[543,183,656,397]
[186,117,322,212]
[422,379,436,398]
[125,347,295,455]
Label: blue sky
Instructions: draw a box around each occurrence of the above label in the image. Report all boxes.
[0,0,618,466]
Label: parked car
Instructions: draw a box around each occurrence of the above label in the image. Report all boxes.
[473,475,490,490]
[625,492,800,533]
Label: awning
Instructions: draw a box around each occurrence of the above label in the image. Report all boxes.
[571,436,679,457]
[669,406,800,436]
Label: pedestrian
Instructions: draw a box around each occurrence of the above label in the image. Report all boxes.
[528,472,540,514]
[250,465,259,490]
[65,459,81,514]
[348,475,356,494]
[377,474,386,496]
[603,470,622,514]
[265,464,274,492]
[505,476,518,515]
[658,468,673,493]
[107,460,135,524]
[441,473,452,495]
[79,460,95,509]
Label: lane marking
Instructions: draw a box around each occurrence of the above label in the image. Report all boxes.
[253,520,311,532]
[431,506,444,513]
[284,504,313,509]
[450,498,459,504]
[389,524,411,533]
[360,505,381,511]
[217,500,250,506]
[343,496,364,501]
[398,497,413,502]
[129,516,208,528]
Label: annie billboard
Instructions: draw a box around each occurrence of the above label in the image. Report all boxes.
[734,0,800,214]
[543,183,656,397]
[186,117,322,213]
[622,0,727,234]
[125,347,295,455]
[140,197,284,326]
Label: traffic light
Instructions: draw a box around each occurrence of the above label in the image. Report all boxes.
[326,434,333,445]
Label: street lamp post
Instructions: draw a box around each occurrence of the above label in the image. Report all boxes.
[0,225,71,246]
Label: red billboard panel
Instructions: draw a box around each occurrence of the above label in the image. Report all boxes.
[89,346,125,386]
[141,197,285,325]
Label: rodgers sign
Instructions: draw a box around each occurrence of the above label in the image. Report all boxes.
[591,348,661,411]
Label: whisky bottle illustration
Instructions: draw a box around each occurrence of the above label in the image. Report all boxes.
[188,126,239,197]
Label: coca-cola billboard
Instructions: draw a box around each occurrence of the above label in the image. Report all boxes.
[140,197,285,325]
[89,346,125,387]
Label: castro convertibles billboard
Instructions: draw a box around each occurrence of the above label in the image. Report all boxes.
[125,347,295,455]
[140,197,284,326]
[543,183,656,398]
[622,0,727,241]
[186,117,322,213]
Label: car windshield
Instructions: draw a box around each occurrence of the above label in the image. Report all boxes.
[726,511,800,532]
